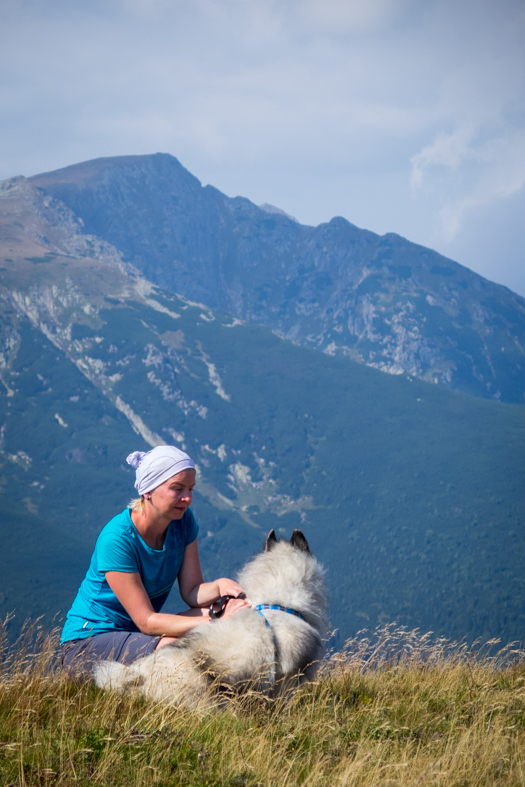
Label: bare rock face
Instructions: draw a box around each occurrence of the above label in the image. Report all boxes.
[29,154,525,402]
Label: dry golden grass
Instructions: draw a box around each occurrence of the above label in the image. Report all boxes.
[1,622,524,786]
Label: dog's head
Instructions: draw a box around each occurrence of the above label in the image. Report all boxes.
[265,528,311,555]
[238,527,328,638]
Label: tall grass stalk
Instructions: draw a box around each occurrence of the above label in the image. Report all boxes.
[1,621,524,786]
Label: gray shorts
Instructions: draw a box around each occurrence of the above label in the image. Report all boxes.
[61,631,161,681]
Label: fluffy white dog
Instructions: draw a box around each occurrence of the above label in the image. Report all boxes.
[94,529,328,707]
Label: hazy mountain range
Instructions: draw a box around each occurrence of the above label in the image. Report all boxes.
[30,153,525,404]
[1,157,524,646]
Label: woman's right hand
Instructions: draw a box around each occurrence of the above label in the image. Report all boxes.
[220,596,251,620]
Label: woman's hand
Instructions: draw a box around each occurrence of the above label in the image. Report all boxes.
[215,577,245,599]
[220,596,250,619]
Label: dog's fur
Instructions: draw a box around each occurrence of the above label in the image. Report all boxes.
[94,529,328,707]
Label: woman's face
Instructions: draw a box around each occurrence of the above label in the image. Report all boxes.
[150,468,196,520]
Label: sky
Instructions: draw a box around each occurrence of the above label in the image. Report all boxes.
[1,0,524,296]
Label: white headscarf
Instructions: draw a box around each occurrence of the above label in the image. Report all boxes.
[126,445,195,495]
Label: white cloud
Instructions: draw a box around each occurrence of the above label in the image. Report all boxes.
[410,125,477,191]
[410,127,525,243]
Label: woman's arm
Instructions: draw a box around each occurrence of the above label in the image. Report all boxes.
[177,539,246,607]
[105,570,212,637]
[105,539,247,637]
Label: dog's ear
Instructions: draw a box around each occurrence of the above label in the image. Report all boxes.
[290,529,311,554]
[265,529,278,551]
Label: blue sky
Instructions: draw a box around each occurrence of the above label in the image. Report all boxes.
[1,0,524,295]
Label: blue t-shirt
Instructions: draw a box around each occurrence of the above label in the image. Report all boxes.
[61,508,199,644]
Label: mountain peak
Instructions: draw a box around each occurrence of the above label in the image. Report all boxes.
[29,152,199,189]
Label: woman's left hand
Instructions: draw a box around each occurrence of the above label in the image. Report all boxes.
[215,577,245,599]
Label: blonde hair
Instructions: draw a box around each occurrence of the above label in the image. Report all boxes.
[128,495,146,513]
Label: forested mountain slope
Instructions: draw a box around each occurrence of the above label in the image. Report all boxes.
[1,174,524,644]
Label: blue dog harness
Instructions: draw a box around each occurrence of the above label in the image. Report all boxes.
[209,596,305,624]
[254,604,305,622]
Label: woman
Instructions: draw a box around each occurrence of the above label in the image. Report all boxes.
[61,445,249,678]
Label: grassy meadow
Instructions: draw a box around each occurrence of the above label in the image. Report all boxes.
[1,623,524,786]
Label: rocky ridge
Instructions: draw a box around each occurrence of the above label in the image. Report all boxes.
[28,153,525,403]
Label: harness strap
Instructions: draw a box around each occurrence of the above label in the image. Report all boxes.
[255,607,273,629]
[255,604,305,621]
[254,607,279,656]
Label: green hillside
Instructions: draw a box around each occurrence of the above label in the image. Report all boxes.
[0,307,257,632]
[0,176,524,645]
[1,277,524,644]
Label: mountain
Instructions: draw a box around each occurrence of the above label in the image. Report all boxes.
[1,172,524,646]
[29,153,525,403]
